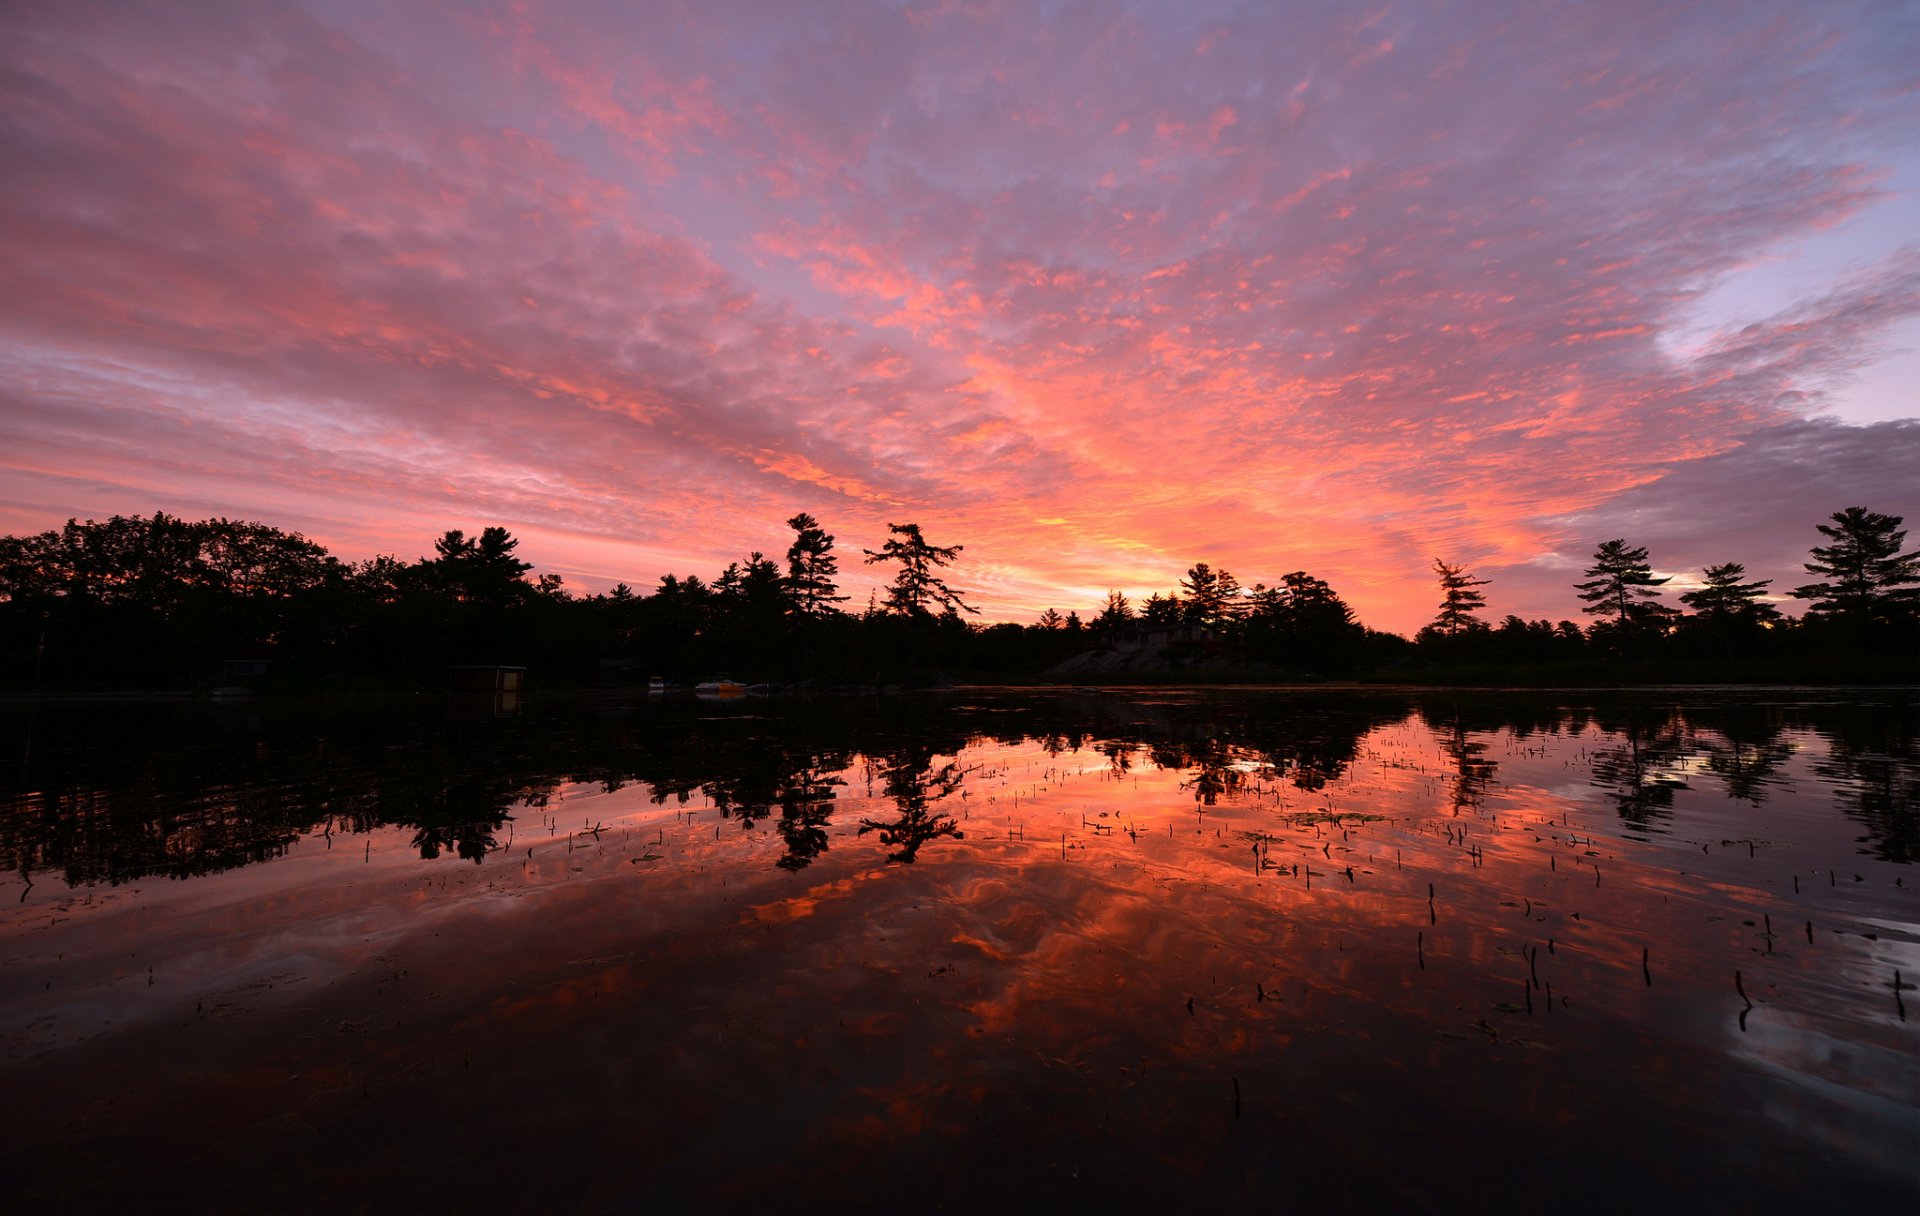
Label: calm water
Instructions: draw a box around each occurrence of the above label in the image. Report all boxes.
[1,688,1915,1211]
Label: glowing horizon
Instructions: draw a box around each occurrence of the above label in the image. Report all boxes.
[2,0,1917,634]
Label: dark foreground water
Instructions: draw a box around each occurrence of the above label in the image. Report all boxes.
[1,687,1915,1212]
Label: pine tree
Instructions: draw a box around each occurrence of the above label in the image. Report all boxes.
[1179,562,1242,625]
[1431,559,1489,636]
[1679,563,1779,627]
[1140,593,1182,625]
[1094,590,1133,629]
[784,513,848,618]
[863,523,976,618]
[430,526,532,605]
[1791,507,1920,627]
[1574,540,1669,627]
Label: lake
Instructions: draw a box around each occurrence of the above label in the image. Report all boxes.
[2,687,1915,1212]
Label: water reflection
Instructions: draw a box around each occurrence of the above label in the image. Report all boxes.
[1813,704,1920,863]
[1428,708,1498,814]
[858,744,965,863]
[1587,704,1692,829]
[1699,703,1795,805]
[3,691,1917,883]
[0,688,1915,1210]
[775,758,843,872]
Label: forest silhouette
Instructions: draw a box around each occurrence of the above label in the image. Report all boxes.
[0,506,1914,691]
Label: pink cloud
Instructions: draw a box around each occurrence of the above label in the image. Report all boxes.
[1,0,1916,632]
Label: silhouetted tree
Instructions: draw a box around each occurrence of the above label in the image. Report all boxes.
[1094,590,1133,629]
[1575,540,1670,629]
[1680,563,1778,626]
[1430,559,1490,636]
[347,554,417,605]
[1140,592,1182,625]
[197,519,338,599]
[863,523,976,618]
[1037,607,1065,630]
[1678,562,1778,659]
[1179,562,1242,626]
[1244,571,1363,670]
[784,513,848,618]
[1791,507,1920,631]
[644,573,712,667]
[730,553,786,616]
[431,526,533,606]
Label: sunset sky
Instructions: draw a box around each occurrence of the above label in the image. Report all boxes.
[2,0,1917,633]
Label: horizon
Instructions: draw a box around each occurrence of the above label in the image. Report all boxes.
[3,502,1901,638]
[3,1,1918,635]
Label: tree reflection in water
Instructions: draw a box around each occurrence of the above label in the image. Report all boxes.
[1096,738,1134,777]
[1698,703,1794,805]
[406,772,557,862]
[4,690,1917,884]
[1587,706,1692,829]
[776,758,845,872]
[858,745,965,863]
[1812,705,1920,863]
[702,752,786,832]
[1167,738,1255,805]
[1437,715,1497,815]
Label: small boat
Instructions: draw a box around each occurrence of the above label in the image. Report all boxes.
[647,676,669,693]
[694,676,747,697]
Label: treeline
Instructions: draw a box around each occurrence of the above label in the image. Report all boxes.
[1032,507,1920,681]
[1403,508,1920,678]
[0,512,987,689]
[0,506,1915,691]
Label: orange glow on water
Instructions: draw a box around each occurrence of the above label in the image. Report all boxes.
[4,690,1912,1207]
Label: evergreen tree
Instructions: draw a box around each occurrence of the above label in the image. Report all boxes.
[1179,562,1242,626]
[1679,563,1780,627]
[863,523,976,618]
[430,526,532,606]
[1791,507,1920,628]
[1679,562,1779,661]
[783,513,848,618]
[1430,559,1490,636]
[1244,571,1363,668]
[647,573,712,655]
[1574,540,1670,627]
[737,552,786,614]
[1094,590,1133,629]
[1140,592,1182,625]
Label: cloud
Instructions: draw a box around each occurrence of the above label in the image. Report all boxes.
[1488,416,1920,617]
[1,0,1916,630]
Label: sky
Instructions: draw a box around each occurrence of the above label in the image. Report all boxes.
[2,0,1917,634]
